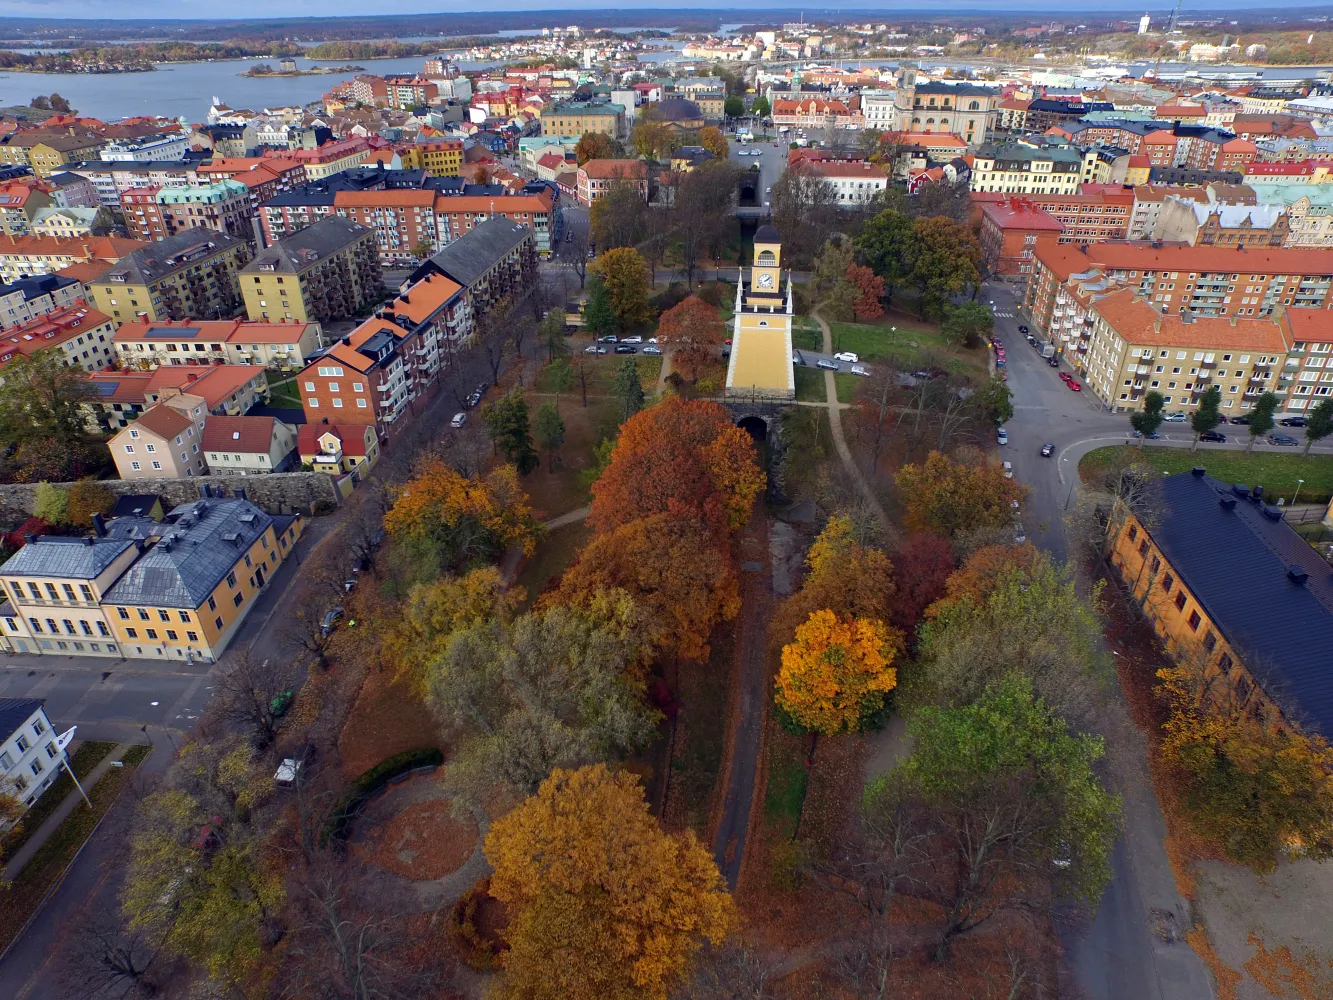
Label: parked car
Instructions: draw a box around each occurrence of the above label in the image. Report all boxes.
[1230,415,1251,425]
[270,689,294,718]
[1058,371,1072,382]
[1280,416,1307,427]
[792,352,804,365]
[614,344,637,354]
[643,346,662,355]
[833,351,859,363]
[1040,443,1054,457]
[1047,356,1060,367]
[992,339,1003,349]
[1269,433,1299,446]
[1131,430,1161,440]
[1067,380,1082,391]
[816,359,839,371]
[451,412,467,428]
[320,607,343,637]
[1162,412,1187,422]
[1018,325,1030,334]
[622,335,643,344]
[599,334,618,343]
[647,337,658,344]
[1199,431,1227,443]
[997,428,1009,445]
[1002,460,1013,478]
[849,364,869,376]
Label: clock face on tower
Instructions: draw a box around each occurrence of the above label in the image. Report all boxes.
[757,272,774,290]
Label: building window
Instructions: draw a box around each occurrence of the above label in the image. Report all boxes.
[215,616,224,630]
[226,572,237,588]
[1137,539,1149,556]
[233,592,244,608]
[126,627,137,638]
[1187,610,1201,631]
[1174,591,1187,611]
[158,609,170,622]
[118,607,130,620]
[208,596,217,611]
[179,611,191,623]
[145,628,157,639]
[1150,556,1161,575]
[1235,675,1251,702]
[187,630,199,642]
[138,608,150,621]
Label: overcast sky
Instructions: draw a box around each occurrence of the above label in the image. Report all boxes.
[2,1,1330,21]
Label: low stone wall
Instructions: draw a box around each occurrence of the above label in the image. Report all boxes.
[0,471,341,525]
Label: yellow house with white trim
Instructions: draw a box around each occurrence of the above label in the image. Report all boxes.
[725,224,794,401]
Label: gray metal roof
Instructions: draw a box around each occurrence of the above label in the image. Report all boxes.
[103,498,274,609]
[241,217,371,275]
[416,219,530,289]
[0,535,135,580]
[0,697,44,744]
[100,228,246,285]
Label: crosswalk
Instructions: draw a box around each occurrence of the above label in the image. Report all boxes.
[993,310,1016,318]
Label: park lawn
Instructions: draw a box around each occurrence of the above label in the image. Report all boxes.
[513,521,592,610]
[794,366,826,403]
[791,326,821,352]
[834,372,865,403]
[514,396,620,519]
[533,353,662,397]
[1081,445,1333,504]
[265,370,303,408]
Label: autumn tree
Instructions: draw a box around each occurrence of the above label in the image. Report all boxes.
[591,247,652,331]
[777,609,899,735]
[846,262,885,320]
[812,235,855,301]
[65,479,114,527]
[894,450,1026,539]
[977,373,1014,426]
[770,161,841,267]
[33,481,69,523]
[427,599,660,805]
[866,678,1118,961]
[575,131,614,164]
[908,217,982,321]
[1158,658,1333,871]
[655,295,725,382]
[485,764,734,1000]
[0,347,95,449]
[549,512,740,662]
[533,401,566,471]
[384,459,542,572]
[940,300,993,349]
[590,177,648,251]
[589,396,764,538]
[210,651,300,749]
[696,125,729,160]
[888,532,955,642]
[673,162,740,287]
[612,357,645,421]
[855,209,917,306]
[483,390,540,475]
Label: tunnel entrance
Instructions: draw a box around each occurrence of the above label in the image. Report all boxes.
[737,415,768,442]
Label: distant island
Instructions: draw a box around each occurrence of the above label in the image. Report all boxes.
[0,39,307,75]
[242,63,365,77]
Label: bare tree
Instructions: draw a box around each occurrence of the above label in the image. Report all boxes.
[674,162,740,288]
[281,588,342,672]
[212,650,300,748]
[566,225,590,289]
[55,911,163,1000]
[770,161,841,268]
[674,940,772,999]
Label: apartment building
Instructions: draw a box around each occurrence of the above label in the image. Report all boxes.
[0,133,106,178]
[1024,240,1333,330]
[101,133,190,162]
[155,180,254,243]
[0,534,140,657]
[331,189,439,267]
[88,228,249,323]
[0,273,84,329]
[806,160,889,206]
[1079,287,1289,414]
[431,188,560,255]
[979,199,1064,277]
[297,317,416,436]
[296,422,379,475]
[0,182,52,235]
[0,233,144,284]
[67,159,199,208]
[1108,469,1333,737]
[417,138,464,177]
[377,271,467,364]
[1153,199,1289,248]
[1278,309,1333,413]
[0,699,59,815]
[101,496,302,663]
[407,218,538,318]
[113,317,323,370]
[195,157,308,211]
[201,414,298,475]
[974,186,1134,244]
[240,217,381,323]
[0,301,115,374]
[540,99,625,138]
[276,139,371,180]
[107,400,209,479]
[771,98,865,130]
[575,159,648,207]
[82,363,268,432]
[970,141,1084,195]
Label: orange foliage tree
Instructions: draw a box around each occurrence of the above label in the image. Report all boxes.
[484,764,734,1000]
[653,295,725,382]
[590,247,652,330]
[589,396,764,539]
[894,450,1027,539]
[383,458,542,570]
[776,609,899,734]
[547,512,740,661]
[846,262,885,320]
[927,542,1042,618]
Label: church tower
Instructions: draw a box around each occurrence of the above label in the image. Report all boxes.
[725,224,794,401]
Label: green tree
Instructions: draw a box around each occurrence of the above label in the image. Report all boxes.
[546,357,574,413]
[0,348,95,448]
[1190,385,1222,451]
[907,217,981,320]
[483,390,539,475]
[1303,397,1333,456]
[724,95,745,118]
[979,374,1013,425]
[583,278,618,338]
[866,677,1118,961]
[1245,390,1280,452]
[854,209,917,305]
[540,308,569,363]
[411,239,434,260]
[613,358,645,422]
[812,237,855,300]
[940,300,994,349]
[533,401,566,472]
[33,481,69,523]
[751,95,771,117]
[1130,390,1166,443]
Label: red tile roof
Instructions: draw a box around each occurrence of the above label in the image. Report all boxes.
[1038,239,1333,277]
[134,402,194,440]
[981,199,1063,231]
[1092,287,1292,351]
[202,414,276,454]
[578,159,647,180]
[297,423,374,458]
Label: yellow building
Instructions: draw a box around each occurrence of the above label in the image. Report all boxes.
[540,99,625,138]
[1108,468,1333,735]
[240,217,382,324]
[88,227,250,323]
[725,224,794,400]
[418,139,464,176]
[0,134,106,178]
[102,497,303,663]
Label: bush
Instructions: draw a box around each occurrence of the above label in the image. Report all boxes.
[649,282,690,316]
[447,877,507,970]
[312,499,337,516]
[320,746,443,845]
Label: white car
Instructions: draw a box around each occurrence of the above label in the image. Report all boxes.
[451,412,467,429]
[849,364,869,376]
[647,337,658,344]
[833,352,859,363]
[622,335,643,344]
[997,428,1009,446]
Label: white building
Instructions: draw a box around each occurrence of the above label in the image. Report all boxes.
[861,91,898,131]
[0,698,60,820]
[101,134,189,163]
[808,160,889,206]
[1138,14,1151,34]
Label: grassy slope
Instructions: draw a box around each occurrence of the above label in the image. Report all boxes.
[1081,445,1333,504]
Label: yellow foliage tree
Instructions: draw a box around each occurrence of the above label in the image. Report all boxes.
[484,764,734,1000]
[894,450,1027,539]
[383,458,542,569]
[777,609,898,735]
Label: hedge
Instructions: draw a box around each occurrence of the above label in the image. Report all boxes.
[319,747,443,846]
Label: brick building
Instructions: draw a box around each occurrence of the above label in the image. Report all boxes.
[979,199,1064,277]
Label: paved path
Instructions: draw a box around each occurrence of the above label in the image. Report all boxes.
[544,506,589,530]
[811,308,897,543]
[2,741,132,881]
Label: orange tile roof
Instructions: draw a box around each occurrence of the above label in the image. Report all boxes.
[433,191,554,213]
[389,273,463,324]
[333,189,437,208]
[298,422,374,458]
[322,341,375,372]
[112,318,317,345]
[809,160,888,179]
[0,300,111,366]
[134,403,194,440]
[1092,287,1292,351]
[0,234,145,259]
[347,316,411,350]
[202,414,276,454]
[578,159,647,180]
[981,200,1063,231]
[1039,239,1333,277]
[55,259,114,283]
[1282,308,1333,344]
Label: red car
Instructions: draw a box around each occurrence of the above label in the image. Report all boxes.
[1058,371,1072,382]
[1067,379,1082,391]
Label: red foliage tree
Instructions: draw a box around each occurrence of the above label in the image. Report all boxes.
[3,516,51,550]
[888,532,955,642]
[653,295,726,382]
[846,262,886,320]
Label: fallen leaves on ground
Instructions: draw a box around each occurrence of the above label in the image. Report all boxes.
[355,799,477,881]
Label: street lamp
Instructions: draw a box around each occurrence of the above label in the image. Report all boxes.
[1292,478,1305,506]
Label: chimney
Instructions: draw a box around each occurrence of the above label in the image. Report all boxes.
[92,512,106,536]
[1191,466,1206,477]
[1219,495,1237,510]
[237,487,247,501]
[1288,564,1310,585]
[23,532,35,546]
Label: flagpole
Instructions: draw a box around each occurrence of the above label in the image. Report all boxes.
[54,726,92,809]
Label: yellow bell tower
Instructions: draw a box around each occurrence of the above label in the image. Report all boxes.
[725,224,794,401]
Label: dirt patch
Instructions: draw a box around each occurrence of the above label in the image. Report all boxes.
[338,669,442,779]
[356,799,478,881]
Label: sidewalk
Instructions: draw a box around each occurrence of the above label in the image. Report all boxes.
[2,740,132,880]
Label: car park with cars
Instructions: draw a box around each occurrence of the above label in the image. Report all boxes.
[816,359,839,371]
[1162,412,1187,422]
[614,344,637,353]
[643,346,662,355]
[1199,431,1227,443]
